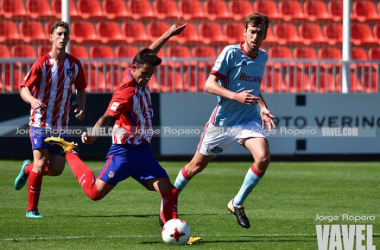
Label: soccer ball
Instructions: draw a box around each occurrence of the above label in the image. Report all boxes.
[161,218,191,245]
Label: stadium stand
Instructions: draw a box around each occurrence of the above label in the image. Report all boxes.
[127,0,155,20]
[279,0,306,21]
[1,69,24,92]
[122,21,150,44]
[19,20,47,43]
[252,0,282,21]
[298,23,328,46]
[77,0,104,20]
[96,21,124,44]
[352,0,379,22]
[153,0,179,20]
[328,0,343,22]
[37,44,51,58]
[84,69,106,92]
[293,46,318,69]
[373,24,380,44]
[26,0,54,19]
[351,23,377,46]
[364,72,378,92]
[203,0,233,21]
[198,21,226,45]
[318,46,342,70]
[0,20,22,44]
[102,0,129,20]
[115,44,138,68]
[147,21,173,43]
[303,0,332,22]
[323,23,343,45]
[51,0,79,19]
[229,0,253,21]
[175,22,200,45]
[178,0,206,21]
[12,44,37,59]
[273,23,302,45]
[312,71,337,93]
[71,21,98,44]
[69,45,89,59]
[183,69,206,92]
[0,44,11,58]
[286,70,311,93]
[1,0,28,19]
[223,22,245,44]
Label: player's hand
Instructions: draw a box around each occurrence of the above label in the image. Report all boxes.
[81,132,96,144]
[232,90,260,106]
[261,108,276,131]
[31,99,46,110]
[168,24,187,37]
[74,108,85,121]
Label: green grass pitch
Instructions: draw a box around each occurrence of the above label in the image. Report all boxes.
[0,160,379,249]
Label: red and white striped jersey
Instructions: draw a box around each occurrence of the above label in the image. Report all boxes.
[21,53,87,129]
[105,68,153,145]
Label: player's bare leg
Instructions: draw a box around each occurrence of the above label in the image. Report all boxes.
[228,137,271,228]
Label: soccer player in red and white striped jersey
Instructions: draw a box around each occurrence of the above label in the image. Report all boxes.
[14,21,87,218]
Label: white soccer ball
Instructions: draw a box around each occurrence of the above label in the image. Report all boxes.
[161,218,191,245]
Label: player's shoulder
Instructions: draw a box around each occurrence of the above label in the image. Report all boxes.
[258,48,268,58]
[220,44,241,54]
[66,53,82,66]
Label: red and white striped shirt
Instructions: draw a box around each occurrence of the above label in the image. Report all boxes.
[21,53,87,129]
[105,68,153,145]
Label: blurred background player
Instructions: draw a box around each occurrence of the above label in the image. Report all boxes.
[173,13,275,229]
[14,21,87,218]
[44,24,201,244]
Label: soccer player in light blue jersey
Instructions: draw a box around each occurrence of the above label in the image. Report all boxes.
[173,13,276,229]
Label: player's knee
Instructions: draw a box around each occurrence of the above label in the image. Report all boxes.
[256,154,271,167]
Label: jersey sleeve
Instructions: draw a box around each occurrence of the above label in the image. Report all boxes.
[210,46,234,79]
[73,63,87,90]
[105,86,135,119]
[20,61,42,90]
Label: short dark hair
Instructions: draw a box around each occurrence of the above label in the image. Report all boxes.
[50,21,70,35]
[132,48,162,68]
[245,13,270,38]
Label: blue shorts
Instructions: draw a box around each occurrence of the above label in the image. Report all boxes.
[97,143,169,187]
[30,127,67,155]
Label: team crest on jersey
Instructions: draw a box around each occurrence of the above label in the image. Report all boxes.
[34,138,38,145]
[108,171,115,178]
[66,68,73,78]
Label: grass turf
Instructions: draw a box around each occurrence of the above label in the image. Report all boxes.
[0,161,379,249]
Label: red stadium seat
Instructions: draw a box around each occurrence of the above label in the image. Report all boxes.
[2,69,25,92]
[285,70,311,93]
[279,0,306,21]
[19,21,47,43]
[51,0,79,19]
[127,0,154,20]
[12,44,37,58]
[304,0,332,22]
[96,21,123,44]
[153,0,179,20]
[106,70,123,91]
[198,22,226,45]
[364,72,378,93]
[1,0,28,18]
[90,45,114,60]
[312,72,338,93]
[0,44,10,58]
[183,69,206,92]
[351,23,377,46]
[203,0,232,21]
[369,47,380,60]
[299,23,327,46]
[147,21,177,44]
[293,46,318,69]
[192,46,216,59]
[261,71,285,93]
[229,0,254,21]
[122,21,150,44]
[318,46,341,70]
[178,0,206,20]
[26,0,53,19]
[115,45,138,68]
[328,1,343,22]
[374,24,380,44]
[71,21,98,44]
[0,20,22,44]
[84,69,106,92]
[336,72,362,92]
[157,68,183,92]
[273,23,302,45]
[38,44,51,58]
[69,45,89,59]
[323,23,343,45]
[353,0,379,22]
[167,45,192,68]
[351,47,368,61]
[267,46,293,69]
[77,0,104,20]
[224,23,245,44]
[175,22,200,45]
[102,0,129,20]
[253,0,282,21]
[263,26,276,46]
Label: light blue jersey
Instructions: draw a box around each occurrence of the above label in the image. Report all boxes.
[209,44,268,127]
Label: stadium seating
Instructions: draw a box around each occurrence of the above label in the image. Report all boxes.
[293,46,318,69]
[374,24,380,44]
[286,70,311,93]
[369,47,380,60]
[38,44,51,58]
[183,69,206,92]
[364,72,378,92]
[77,0,104,20]
[198,22,226,45]
[0,20,22,44]
[122,21,150,44]
[279,0,306,21]
[303,0,332,22]
[84,69,106,92]
[90,45,114,60]
[228,0,253,21]
[323,23,343,45]
[253,0,282,21]
[318,46,342,70]
[352,0,379,22]
[175,22,200,45]
[12,44,37,59]
[157,68,183,92]
[147,21,178,44]
[336,71,361,92]
[115,45,138,68]
[102,0,129,20]
[178,0,206,20]
[299,23,328,46]
[51,0,79,19]
[312,71,338,93]
[127,0,154,20]
[328,0,343,22]
[351,23,377,46]
[0,44,10,58]
[1,0,28,19]
[69,45,89,59]
[263,26,276,46]
[192,45,216,70]
[96,21,123,44]
[203,0,232,21]
[224,23,245,44]
[26,0,53,19]
[71,21,98,44]
[273,23,302,45]
[166,45,192,68]
[19,20,47,43]
[268,46,292,59]
[261,71,285,93]
[351,47,368,61]
[106,70,123,91]
[153,0,179,20]
[2,69,25,92]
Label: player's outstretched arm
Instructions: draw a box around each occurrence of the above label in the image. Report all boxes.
[258,94,276,131]
[205,74,260,106]
[149,24,187,54]
[81,114,113,144]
